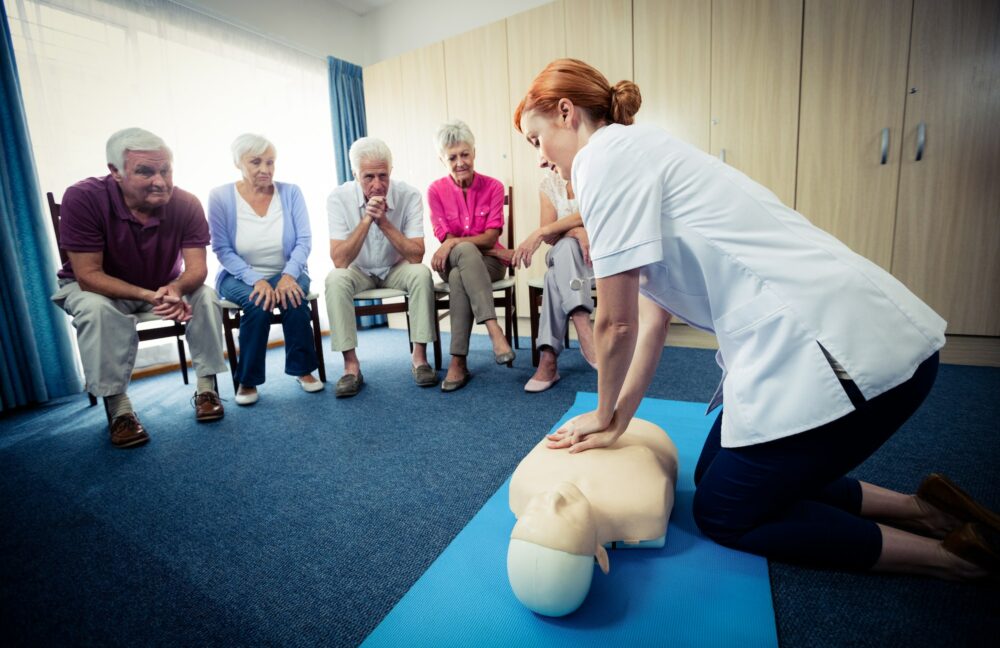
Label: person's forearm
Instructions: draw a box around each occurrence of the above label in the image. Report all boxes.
[332,217,373,268]
[594,308,638,425]
[614,301,672,428]
[447,229,499,251]
[76,270,154,303]
[541,213,583,238]
[170,266,209,296]
[378,220,423,263]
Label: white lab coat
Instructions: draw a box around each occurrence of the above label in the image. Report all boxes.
[573,123,945,448]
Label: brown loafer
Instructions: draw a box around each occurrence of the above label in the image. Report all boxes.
[109,413,149,449]
[942,522,1000,576]
[335,372,364,398]
[411,364,438,387]
[917,473,1000,534]
[193,390,225,421]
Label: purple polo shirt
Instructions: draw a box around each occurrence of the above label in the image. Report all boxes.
[57,175,210,291]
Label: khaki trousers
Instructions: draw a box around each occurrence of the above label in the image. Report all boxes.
[51,281,227,397]
[440,242,507,356]
[324,262,435,352]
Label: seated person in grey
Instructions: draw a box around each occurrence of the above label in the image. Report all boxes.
[325,137,437,397]
[51,128,227,449]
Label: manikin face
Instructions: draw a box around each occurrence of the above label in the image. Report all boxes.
[239,147,276,189]
[520,103,580,181]
[355,158,391,200]
[517,482,595,554]
[441,142,476,187]
[111,149,173,211]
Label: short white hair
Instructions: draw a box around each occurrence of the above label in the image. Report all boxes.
[349,137,392,175]
[105,128,171,174]
[435,119,475,156]
[231,133,275,166]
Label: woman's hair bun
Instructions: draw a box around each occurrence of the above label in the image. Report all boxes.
[610,80,641,125]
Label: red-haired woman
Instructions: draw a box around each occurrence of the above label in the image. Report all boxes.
[513,58,997,580]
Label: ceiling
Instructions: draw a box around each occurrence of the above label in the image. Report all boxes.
[331,0,396,16]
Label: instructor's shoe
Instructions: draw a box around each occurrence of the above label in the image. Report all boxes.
[193,390,225,421]
[942,522,1000,577]
[109,413,149,449]
[917,473,1000,534]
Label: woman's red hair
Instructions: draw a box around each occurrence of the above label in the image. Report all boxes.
[514,58,641,132]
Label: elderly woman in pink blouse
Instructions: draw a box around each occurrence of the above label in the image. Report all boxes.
[428,120,516,392]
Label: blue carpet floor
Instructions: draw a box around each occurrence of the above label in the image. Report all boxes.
[1,328,998,646]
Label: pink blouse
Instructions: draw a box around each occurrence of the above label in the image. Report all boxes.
[427,173,505,249]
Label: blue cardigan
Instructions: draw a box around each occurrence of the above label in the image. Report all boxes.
[208,181,311,293]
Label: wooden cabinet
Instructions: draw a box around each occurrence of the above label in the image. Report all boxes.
[891,0,1000,335]
[633,0,711,152]
[564,0,633,85]
[711,0,803,206]
[796,0,912,270]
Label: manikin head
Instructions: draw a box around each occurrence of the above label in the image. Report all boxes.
[507,482,609,617]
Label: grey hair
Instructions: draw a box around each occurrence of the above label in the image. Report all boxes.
[231,133,275,166]
[435,119,475,156]
[105,128,171,174]
[349,137,393,175]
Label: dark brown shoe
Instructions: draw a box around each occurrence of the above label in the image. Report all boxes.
[942,522,1000,576]
[109,413,149,449]
[193,390,225,421]
[917,473,1000,534]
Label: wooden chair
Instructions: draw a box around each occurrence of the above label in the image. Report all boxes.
[528,275,597,367]
[47,192,190,409]
[432,186,519,370]
[219,294,327,392]
[352,286,441,366]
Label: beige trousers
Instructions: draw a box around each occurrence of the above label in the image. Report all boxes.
[440,242,507,356]
[51,281,227,397]
[324,262,435,352]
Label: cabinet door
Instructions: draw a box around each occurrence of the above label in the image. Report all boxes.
[796,0,912,269]
[564,0,633,84]
[711,0,803,206]
[508,1,567,313]
[444,20,513,187]
[633,0,711,152]
[363,57,407,179]
[892,0,1000,335]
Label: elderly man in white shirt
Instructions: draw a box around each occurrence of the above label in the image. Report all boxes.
[325,137,437,397]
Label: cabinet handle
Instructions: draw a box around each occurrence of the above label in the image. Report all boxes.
[880,128,889,164]
[719,148,726,163]
[916,122,926,161]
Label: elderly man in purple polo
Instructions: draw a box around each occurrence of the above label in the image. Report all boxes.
[51,128,227,448]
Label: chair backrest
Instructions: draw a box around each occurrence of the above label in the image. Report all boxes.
[504,185,514,278]
[46,192,70,265]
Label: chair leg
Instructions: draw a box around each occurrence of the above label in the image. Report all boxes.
[309,299,326,383]
[529,286,541,368]
[405,297,413,354]
[177,336,189,384]
[88,392,97,407]
[433,307,443,371]
[512,296,520,349]
[565,319,572,350]
[504,291,514,368]
[223,311,240,393]
[101,396,111,424]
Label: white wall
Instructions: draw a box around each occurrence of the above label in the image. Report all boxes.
[174,0,367,63]
[363,0,552,63]
[179,0,554,65]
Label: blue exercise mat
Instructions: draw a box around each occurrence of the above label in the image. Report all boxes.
[363,393,778,647]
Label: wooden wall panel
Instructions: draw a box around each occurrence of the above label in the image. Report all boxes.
[564,0,633,85]
[633,0,711,152]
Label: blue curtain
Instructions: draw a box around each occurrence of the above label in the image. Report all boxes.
[1,5,83,411]
[327,55,386,328]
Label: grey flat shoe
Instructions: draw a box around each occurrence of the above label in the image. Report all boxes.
[335,372,364,398]
[440,371,471,392]
[495,349,516,365]
[412,364,438,387]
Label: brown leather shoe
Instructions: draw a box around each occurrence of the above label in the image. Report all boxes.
[917,473,1000,534]
[942,522,1000,576]
[193,390,225,421]
[109,413,150,449]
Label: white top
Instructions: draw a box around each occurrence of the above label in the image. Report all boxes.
[327,179,424,279]
[540,171,579,219]
[573,123,946,448]
[234,185,284,278]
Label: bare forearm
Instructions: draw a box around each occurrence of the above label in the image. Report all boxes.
[76,270,154,303]
[447,230,498,251]
[595,312,638,424]
[378,221,424,263]
[170,267,209,296]
[332,217,373,268]
[615,300,672,427]
[541,213,583,238]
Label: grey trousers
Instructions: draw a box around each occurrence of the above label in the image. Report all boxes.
[324,262,435,352]
[51,281,227,397]
[441,241,507,356]
[537,237,594,355]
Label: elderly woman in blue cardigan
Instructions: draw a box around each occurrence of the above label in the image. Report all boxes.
[208,133,322,405]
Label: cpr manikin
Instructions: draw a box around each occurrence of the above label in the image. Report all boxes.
[507,418,679,616]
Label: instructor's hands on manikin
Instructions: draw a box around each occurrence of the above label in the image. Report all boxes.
[546,410,626,453]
